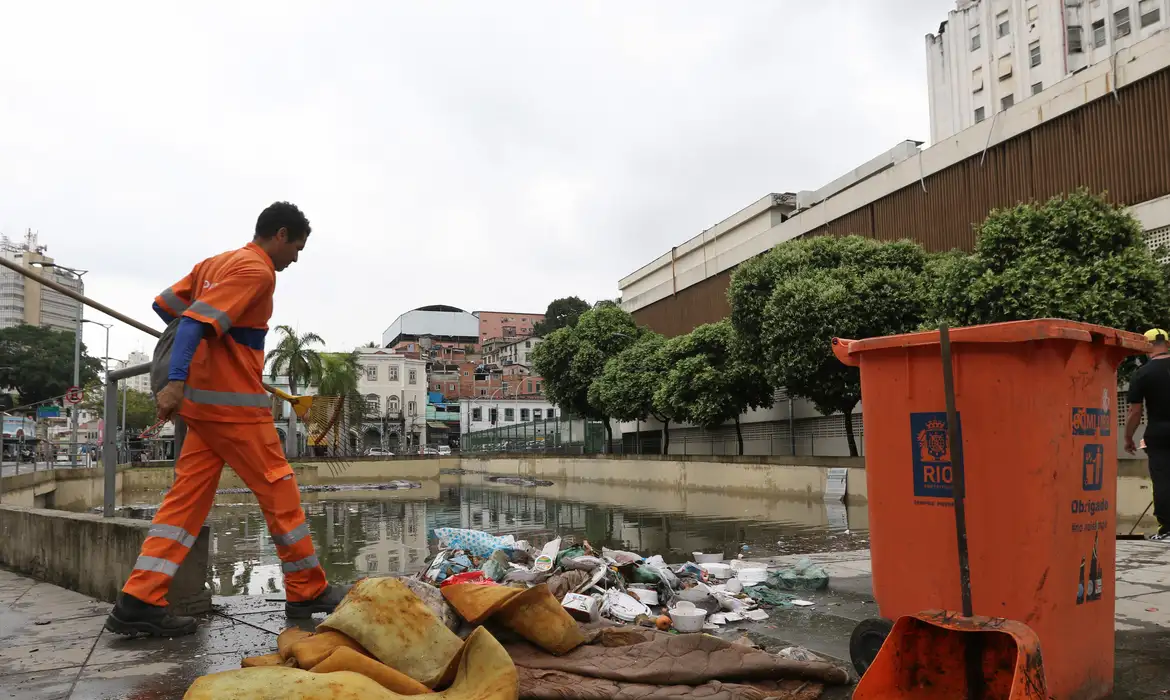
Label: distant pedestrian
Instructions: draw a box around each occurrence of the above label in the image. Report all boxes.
[1124,328,1170,541]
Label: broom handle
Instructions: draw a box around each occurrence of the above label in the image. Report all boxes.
[0,255,303,404]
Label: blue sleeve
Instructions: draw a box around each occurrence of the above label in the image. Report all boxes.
[153,301,175,324]
[168,317,206,381]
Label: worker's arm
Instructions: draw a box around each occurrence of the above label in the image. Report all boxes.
[155,318,208,422]
[153,267,197,320]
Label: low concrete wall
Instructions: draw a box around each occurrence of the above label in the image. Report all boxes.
[457,454,868,501]
[0,468,125,510]
[120,458,442,492]
[0,505,211,613]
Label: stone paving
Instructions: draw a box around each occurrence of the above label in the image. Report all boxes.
[1,540,1168,699]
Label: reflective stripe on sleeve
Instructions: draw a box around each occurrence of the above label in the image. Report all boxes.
[188,300,233,333]
[147,524,197,548]
[183,386,270,408]
[282,555,320,573]
[159,287,190,314]
[272,522,311,548]
[134,555,180,577]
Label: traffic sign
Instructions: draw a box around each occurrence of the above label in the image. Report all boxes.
[37,405,60,418]
[64,386,83,405]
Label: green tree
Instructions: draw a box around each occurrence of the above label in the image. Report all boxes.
[531,304,641,449]
[266,325,325,457]
[928,189,1170,331]
[80,385,156,432]
[730,235,930,456]
[0,325,101,405]
[655,321,772,455]
[317,350,366,449]
[532,296,591,336]
[589,333,676,452]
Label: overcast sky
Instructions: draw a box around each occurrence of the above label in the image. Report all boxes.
[0,1,944,361]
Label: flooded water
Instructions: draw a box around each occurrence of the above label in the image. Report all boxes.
[119,475,870,597]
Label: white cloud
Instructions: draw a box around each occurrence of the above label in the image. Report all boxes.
[0,0,938,359]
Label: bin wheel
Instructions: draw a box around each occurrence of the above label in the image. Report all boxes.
[849,617,894,677]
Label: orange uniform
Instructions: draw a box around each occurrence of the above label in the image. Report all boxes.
[123,242,328,606]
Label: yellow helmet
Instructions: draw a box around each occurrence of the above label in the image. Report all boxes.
[1144,328,1169,343]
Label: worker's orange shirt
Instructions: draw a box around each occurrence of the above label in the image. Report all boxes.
[154,242,276,423]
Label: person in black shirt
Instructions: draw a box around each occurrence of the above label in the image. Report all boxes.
[1125,328,1170,542]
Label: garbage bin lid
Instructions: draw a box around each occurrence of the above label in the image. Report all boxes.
[833,318,1148,365]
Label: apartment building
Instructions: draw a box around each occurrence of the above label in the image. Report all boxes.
[482,336,544,369]
[356,347,429,449]
[926,0,1166,142]
[0,232,84,332]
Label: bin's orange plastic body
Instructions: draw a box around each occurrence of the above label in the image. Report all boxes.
[834,319,1147,700]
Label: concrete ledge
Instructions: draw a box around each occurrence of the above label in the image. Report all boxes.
[0,504,212,614]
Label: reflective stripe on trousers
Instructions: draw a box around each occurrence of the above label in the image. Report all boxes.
[183,386,270,408]
[133,555,180,577]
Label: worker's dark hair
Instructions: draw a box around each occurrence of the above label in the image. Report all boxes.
[255,201,311,242]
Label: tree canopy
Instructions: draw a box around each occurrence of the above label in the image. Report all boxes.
[531,304,642,447]
[655,320,772,455]
[532,296,591,336]
[589,332,677,451]
[729,235,930,455]
[265,326,324,394]
[928,189,1170,331]
[0,324,102,406]
[81,386,156,432]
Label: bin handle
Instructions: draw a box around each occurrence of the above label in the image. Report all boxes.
[832,338,859,367]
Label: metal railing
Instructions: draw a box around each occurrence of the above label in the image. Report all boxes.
[103,361,157,517]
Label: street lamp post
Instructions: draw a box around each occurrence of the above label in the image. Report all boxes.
[30,262,88,466]
[86,322,113,465]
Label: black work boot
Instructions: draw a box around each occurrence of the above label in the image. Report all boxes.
[285,583,351,619]
[105,592,198,638]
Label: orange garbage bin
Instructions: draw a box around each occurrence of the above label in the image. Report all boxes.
[833,319,1147,700]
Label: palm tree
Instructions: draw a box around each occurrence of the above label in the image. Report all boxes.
[266,325,325,458]
[317,350,366,454]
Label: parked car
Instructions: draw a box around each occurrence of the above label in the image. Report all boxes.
[421,446,440,455]
[366,448,394,457]
[437,445,452,456]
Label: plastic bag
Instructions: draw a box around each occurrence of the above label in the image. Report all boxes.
[433,528,517,558]
[766,557,829,591]
[744,585,796,607]
[602,547,643,565]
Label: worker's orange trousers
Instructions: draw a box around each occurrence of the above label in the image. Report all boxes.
[122,417,328,606]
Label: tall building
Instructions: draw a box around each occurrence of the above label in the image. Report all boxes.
[0,232,84,332]
[926,0,1166,142]
[123,351,151,394]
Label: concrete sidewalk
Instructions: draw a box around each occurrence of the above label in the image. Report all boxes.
[2,541,1169,699]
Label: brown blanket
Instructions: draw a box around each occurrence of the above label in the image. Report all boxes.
[517,668,825,700]
[505,628,849,700]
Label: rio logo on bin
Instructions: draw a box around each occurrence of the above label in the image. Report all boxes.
[911,412,961,499]
[1082,443,1104,491]
[1072,407,1111,437]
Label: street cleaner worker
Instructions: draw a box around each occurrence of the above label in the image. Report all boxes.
[106,202,349,637]
[1124,328,1170,543]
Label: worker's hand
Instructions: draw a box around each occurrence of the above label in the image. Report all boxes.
[1125,436,1138,455]
[156,380,186,422]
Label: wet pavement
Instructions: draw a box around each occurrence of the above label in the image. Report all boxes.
[4,540,1169,699]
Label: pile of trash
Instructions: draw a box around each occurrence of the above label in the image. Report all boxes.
[423,528,831,634]
[181,530,849,699]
